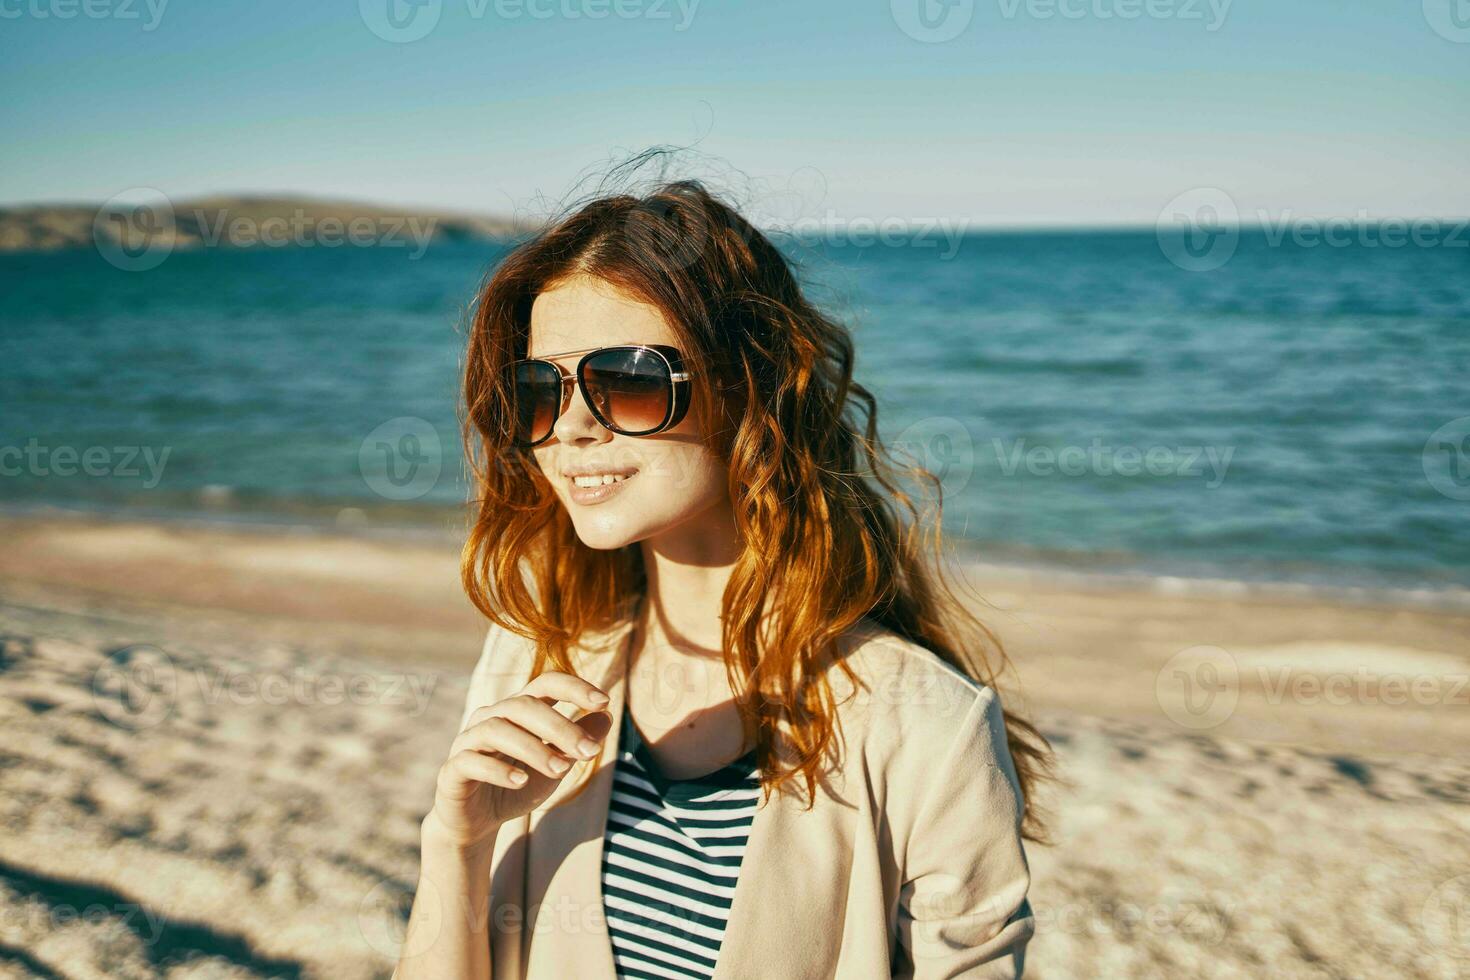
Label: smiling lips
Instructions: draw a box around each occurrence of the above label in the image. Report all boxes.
[565,468,639,505]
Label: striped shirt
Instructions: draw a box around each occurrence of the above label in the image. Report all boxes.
[600,709,761,980]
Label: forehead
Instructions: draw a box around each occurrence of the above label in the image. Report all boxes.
[528,275,678,359]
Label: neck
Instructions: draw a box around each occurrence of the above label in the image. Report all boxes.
[632,503,740,664]
[633,555,732,665]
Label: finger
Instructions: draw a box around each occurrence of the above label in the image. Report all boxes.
[520,670,611,713]
[455,716,580,780]
[460,672,608,732]
[439,748,528,798]
[492,695,606,760]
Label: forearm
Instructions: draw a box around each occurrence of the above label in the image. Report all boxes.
[394,814,500,980]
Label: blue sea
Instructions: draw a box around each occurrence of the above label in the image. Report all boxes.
[2,228,1467,594]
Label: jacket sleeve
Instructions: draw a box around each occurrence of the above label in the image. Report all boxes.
[459,620,530,732]
[893,685,1036,978]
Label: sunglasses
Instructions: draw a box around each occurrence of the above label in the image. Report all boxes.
[502,344,692,447]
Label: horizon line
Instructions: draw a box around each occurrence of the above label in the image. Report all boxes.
[2,192,1467,235]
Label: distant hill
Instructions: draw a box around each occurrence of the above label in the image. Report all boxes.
[0,195,533,253]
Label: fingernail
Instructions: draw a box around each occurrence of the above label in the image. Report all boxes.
[549,756,571,773]
[578,738,600,757]
[589,691,609,705]
[510,769,528,783]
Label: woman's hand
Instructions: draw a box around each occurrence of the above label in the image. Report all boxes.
[426,670,613,850]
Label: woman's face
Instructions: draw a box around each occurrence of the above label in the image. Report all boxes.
[528,274,732,552]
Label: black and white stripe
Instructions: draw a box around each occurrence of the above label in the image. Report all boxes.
[600,710,761,980]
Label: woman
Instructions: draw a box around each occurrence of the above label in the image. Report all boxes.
[395,179,1052,979]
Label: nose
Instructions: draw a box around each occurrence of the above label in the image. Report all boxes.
[551,377,611,447]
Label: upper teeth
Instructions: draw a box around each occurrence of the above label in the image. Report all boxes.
[572,473,632,487]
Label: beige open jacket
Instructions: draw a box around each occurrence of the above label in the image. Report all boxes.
[455,614,1035,978]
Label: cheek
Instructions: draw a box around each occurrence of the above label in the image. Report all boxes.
[641,445,725,500]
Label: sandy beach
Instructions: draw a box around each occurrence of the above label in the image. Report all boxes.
[2,513,1468,979]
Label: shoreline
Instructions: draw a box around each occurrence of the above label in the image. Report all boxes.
[2,509,1467,760]
[7,500,1469,615]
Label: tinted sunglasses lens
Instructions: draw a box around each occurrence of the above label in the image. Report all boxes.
[582,348,673,434]
[507,361,563,444]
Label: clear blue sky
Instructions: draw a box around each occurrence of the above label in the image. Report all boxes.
[2,0,1466,226]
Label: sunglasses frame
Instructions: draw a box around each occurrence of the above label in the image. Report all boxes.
[504,343,692,447]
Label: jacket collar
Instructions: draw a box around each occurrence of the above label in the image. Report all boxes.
[522,616,858,978]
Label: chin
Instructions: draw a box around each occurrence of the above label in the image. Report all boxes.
[567,510,646,550]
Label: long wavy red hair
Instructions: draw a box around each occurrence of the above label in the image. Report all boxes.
[461,177,1053,841]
